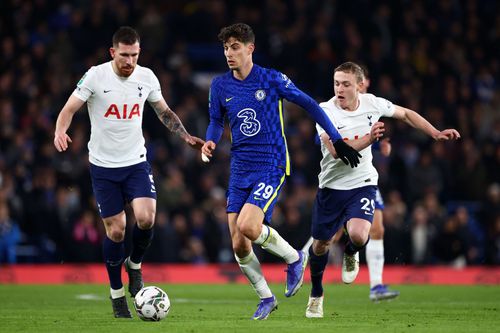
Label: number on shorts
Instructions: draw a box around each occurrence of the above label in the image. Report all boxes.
[360,197,375,215]
[149,174,156,193]
[254,182,274,200]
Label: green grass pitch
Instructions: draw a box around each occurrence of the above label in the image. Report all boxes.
[0,284,498,332]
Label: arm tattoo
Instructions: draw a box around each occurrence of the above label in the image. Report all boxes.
[152,102,189,138]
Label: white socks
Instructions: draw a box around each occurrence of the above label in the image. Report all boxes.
[253,225,299,264]
[366,239,384,288]
[126,256,141,269]
[110,286,125,299]
[235,251,273,299]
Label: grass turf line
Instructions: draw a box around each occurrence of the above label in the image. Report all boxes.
[0,284,498,333]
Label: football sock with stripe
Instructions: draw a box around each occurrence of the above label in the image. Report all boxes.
[254,225,299,264]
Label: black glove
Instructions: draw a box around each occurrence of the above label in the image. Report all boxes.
[332,139,362,168]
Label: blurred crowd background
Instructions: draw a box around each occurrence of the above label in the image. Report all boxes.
[0,0,498,266]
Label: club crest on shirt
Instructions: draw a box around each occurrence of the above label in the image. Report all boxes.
[367,114,373,126]
[255,89,266,101]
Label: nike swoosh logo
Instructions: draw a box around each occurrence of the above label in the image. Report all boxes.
[253,197,265,201]
[337,125,346,129]
[225,97,234,102]
[104,90,111,93]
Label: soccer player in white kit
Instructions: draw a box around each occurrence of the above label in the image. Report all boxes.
[53,26,204,318]
[305,62,460,318]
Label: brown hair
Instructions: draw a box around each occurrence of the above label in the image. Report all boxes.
[112,26,140,47]
[334,62,364,83]
[218,23,255,44]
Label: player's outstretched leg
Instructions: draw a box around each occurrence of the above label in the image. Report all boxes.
[252,295,278,320]
[370,284,400,302]
[111,296,132,318]
[124,256,144,297]
[254,225,307,297]
[285,249,309,297]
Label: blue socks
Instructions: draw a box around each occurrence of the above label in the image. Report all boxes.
[130,224,153,264]
[309,246,329,297]
[103,237,125,290]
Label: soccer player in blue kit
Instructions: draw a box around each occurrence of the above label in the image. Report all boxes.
[201,23,361,320]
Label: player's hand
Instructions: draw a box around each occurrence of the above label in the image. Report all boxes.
[54,132,72,152]
[201,141,216,158]
[380,138,391,157]
[435,129,461,141]
[370,121,385,143]
[184,135,205,150]
[332,139,362,168]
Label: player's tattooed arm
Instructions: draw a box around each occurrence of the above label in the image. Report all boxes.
[150,100,189,138]
[149,99,205,150]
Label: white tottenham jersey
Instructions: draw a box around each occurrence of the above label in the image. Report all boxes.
[73,62,162,167]
[316,93,395,190]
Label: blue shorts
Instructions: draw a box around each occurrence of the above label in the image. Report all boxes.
[311,185,377,241]
[89,161,156,218]
[375,188,385,210]
[227,168,286,224]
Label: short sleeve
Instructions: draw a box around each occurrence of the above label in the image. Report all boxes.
[370,94,395,117]
[147,70,163,103]
[72,67,97,102]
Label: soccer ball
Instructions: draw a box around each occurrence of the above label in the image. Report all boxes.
[133,286,170,321]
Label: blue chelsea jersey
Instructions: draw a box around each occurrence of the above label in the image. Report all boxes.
[207,65,311,174]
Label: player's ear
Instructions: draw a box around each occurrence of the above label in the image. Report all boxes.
[247,43,255,54]
[356,81,363,92]
[109,47,115,59]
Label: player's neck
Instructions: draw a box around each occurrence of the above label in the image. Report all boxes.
[336,98,359,112]
[232,62,253,81]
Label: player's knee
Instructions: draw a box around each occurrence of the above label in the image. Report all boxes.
[312,241,330,256]
[107,227,126,242]
[237,220,259,241]
[135,210,155,229]
[350,231,369,246]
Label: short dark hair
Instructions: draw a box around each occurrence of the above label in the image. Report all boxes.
[112,26,140,47]
[334,62,364,83]
[217,23,255,44]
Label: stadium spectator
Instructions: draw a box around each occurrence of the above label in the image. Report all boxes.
[0,202,21,264]
[0,0,497,266]
[70,209,102,262]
